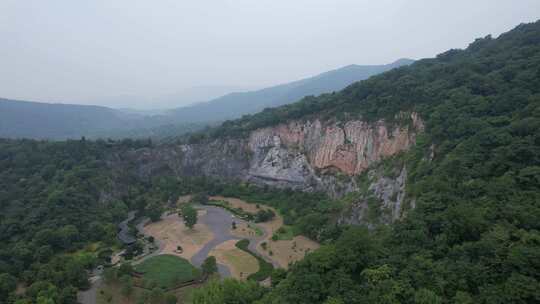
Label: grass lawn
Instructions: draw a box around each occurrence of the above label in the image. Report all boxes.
[272,225,294,240]
[222,248,259,279]
[235,239,273,281]
[248,223,264,236]
[134,254,201,289]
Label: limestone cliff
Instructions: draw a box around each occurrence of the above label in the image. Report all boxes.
[339,165,411,226]
[116,112,423,198]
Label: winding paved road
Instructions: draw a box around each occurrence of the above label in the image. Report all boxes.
[190,205,241,278]
[190,205,279,276]
[77,276,101,304]
[117,211,136,244]
[79,205,277,304]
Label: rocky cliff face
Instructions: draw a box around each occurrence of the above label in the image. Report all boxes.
[116,113,423,198]
[339,165,410,226]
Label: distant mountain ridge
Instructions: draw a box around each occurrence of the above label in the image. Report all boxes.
[0,59,413,139]
[168,58,414,123]
[0,98,127,139]
[85,85,258,110]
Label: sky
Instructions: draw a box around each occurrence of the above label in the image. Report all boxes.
[1,0,540,109]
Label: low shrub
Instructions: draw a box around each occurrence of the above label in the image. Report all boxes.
[235,239,273,281]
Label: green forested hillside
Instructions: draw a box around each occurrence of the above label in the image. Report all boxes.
[201,22,540,140]
[168,59,413,124]
[190,21,540,303]
[1,20,540,304]
[0,138,335,304]
[0,99,206,141]
[0,99,132,140]
[0,139,125,303]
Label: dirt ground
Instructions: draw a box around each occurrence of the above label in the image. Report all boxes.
[208,240,259,280]
[143,211,212,260]
[15,283,26,296]
[210,196,282,234]
[260,235,320,268]
[144,195,319,275]
[230,221,260,239]
[176,195,192,206]
[110,250,124,265]
[209,196,319,269]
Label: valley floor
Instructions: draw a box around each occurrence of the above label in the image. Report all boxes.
[86,196,319,304]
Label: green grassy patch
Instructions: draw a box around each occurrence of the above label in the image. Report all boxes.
[235,239,273,281]
[272,225,294,240]
[134,254,201,289]
[249,223,264,237]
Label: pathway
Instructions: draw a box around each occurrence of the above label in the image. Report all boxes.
[77,273,102,304]
[190,205,241,278]
[190,205,280,276]
[117,211,136,244]
[78,205,279,304]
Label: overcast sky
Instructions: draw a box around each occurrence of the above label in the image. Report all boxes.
[1,0,540,109]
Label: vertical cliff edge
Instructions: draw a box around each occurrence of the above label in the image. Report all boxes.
[116,112,423,205]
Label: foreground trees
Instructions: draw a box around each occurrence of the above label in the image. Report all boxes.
[180,204,198,229]
[202,256,218,276]
[0,273,16,300]
[191,279,266,304]
[177,21,540,304]
[2,20,540,304]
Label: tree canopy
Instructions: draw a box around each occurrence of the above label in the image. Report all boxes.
[1,19,540,304]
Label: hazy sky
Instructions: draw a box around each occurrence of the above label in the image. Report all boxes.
[1,0,540,108]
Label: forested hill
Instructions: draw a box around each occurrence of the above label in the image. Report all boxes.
[167,58,414,123]
[1,20,540,304]
[0,98,126,139]
[186,21,540,303]
[198,21,540,140]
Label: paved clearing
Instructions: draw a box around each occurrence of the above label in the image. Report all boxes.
[189,205,241,276]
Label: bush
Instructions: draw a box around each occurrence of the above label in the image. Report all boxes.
[254,209,275,223]
[202,256,218,275]
[235,239,273,281]
[165,293,177,304]
[191,193,209,205]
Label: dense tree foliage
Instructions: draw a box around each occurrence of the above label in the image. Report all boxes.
[0,139,154,304]
[180,204,198,229]
[184,21,540,303]
[0,138,337,303]
[191,279,267,304]
[201,256,218,276]
[1,20,540,304]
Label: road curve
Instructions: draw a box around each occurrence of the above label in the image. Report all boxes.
[190,205,241,278]
[190,205,280,276]
[78,205,276,304]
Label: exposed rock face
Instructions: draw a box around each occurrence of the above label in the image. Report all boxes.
[369,167,408,221]
[116,113,423,197]
[339,166,409,226]
[248,113,423,176]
